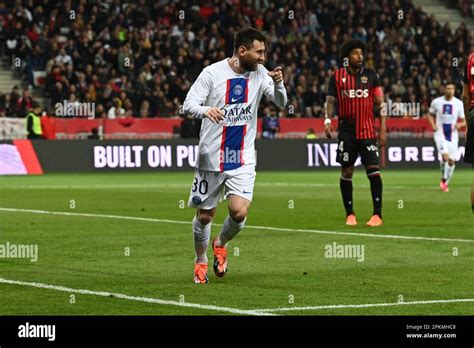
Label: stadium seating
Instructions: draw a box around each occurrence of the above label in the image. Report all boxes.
[0,0,471,135]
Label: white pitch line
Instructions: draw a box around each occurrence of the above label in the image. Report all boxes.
[241,224,474,243]
[0,207,190,226]
[2,278,472,316]
[253,298,474,313]
[1,207,473,244]
[0,277,275,316]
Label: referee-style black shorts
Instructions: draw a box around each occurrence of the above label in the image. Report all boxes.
[336,132,379,167]
[464,109,474,164]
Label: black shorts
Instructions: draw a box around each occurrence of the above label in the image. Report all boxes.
[336,132,379,167]
[464,110,474,164]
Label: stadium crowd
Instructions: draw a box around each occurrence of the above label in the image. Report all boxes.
[0,0,471,119]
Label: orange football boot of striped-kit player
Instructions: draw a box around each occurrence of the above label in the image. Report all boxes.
[366,214,383,227]
[345,214,357,226]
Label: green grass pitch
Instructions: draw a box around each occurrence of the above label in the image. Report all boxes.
[0,169,472,315]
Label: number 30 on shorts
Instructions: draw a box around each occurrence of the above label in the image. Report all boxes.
[192,177,208,195]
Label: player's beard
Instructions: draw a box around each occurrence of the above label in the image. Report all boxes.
[240,57,259,72]
[350,61,364,69]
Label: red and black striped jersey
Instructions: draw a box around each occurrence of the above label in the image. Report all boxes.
[327,67,383,139]
[463,52,474,108]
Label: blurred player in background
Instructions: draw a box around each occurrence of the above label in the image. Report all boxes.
[183,28,287,284]
[462,52,474,211]
[325,39,385,227]
[428,82,466,192]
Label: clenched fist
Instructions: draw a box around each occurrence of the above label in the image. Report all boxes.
[204,107,225,124]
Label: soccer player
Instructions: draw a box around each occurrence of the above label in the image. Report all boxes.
[428,82,466,192]
[183,28,287,284]
[462,52,474,211]
[324,39,385,227]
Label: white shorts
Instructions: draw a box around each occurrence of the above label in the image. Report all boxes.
[188,164,256,210]
[434,133,459,160]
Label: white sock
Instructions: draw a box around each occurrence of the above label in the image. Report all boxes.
[217,215,246,246]
[446,164,455,185]
[440,161,446,180]
[444,163,451,183]
[193,216,211,264]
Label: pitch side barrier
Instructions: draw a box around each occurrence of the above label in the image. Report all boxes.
[0,139,469,175]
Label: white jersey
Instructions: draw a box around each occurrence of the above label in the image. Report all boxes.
[183,58,287,172]
[429,96,464,141]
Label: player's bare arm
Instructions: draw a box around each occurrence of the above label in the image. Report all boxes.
[324,96,335,139]
[455,115,467,130]
[375,94,386,147]
[427,112,438,132]
[463,82,471,126]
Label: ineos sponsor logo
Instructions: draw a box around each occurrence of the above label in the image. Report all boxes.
[341,89,369,98]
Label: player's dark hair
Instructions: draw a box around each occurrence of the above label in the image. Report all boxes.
[444,81,456,87]
[339,39,366,62]
[234,27,266,52]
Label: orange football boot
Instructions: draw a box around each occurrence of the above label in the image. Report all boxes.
[193,263,209,284]
[345,214,357,226]
[366,215,383,227]
[440,180,449,192]
[212,237,228,277]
